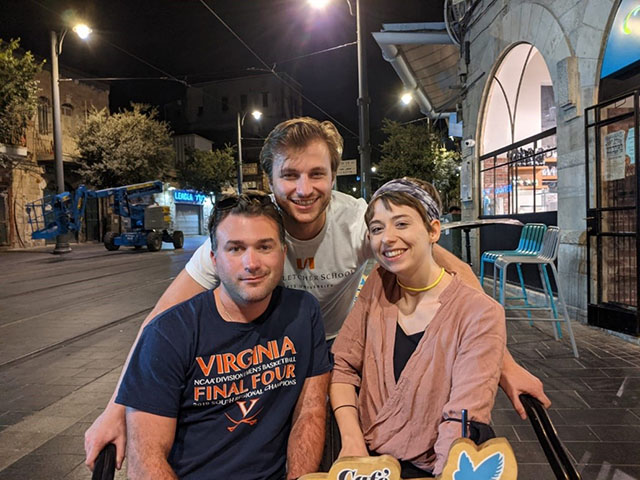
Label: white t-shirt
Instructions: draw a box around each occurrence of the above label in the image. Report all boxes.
[185,191,372,339]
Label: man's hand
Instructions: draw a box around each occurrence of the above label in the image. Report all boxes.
[500,354,551,419]
[84,403,127,471]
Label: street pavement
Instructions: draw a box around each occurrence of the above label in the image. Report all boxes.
[1,240,640,479]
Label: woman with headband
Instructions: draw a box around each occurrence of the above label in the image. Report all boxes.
[330,178,506,477]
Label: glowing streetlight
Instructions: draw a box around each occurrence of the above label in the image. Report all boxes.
[308,0,330,8]
[237,109,263,193]
[72,24,92,40]
[50,23,91,254]
[401,92,413,105]
[371,166,377,173]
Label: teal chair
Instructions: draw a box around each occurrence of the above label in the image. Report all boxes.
[480,223,547,302]
[495,226,579,358]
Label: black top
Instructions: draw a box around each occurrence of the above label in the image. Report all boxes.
[393,323,425,382]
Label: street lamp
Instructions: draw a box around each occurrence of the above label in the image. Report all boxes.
[401,92,413,105]
[236,109,263,194]
[50,23,91,254]
[308,0,371,200]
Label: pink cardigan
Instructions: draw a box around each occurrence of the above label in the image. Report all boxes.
[331,266,505,474]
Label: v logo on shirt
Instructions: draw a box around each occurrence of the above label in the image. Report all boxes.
[296,257,315,270]
[225,399,263,432]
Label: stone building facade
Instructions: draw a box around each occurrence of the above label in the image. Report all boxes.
[375,0,640,337]
[459,0,639,335]
[0,65,109,249]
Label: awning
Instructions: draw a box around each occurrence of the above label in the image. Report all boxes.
[372,23,461,119]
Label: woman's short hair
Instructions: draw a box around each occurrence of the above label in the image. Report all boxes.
[364,177,442,234]
[260,117,344,181]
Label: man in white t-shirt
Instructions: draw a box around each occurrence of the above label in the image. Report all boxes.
[84,117,550,471]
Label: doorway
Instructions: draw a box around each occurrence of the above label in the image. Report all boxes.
[585,90,639,336]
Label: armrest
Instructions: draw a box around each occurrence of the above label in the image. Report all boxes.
[519,394,581,480]
[92,443,116,480]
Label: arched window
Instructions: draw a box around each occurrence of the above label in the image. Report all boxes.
[479,44,557,215]
[37,97,50,135]
[61,103,74,116]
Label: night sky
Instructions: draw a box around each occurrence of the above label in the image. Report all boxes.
[0,0,445,159]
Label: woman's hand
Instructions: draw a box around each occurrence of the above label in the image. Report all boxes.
[500,354,551,419]
[338,438,369,458]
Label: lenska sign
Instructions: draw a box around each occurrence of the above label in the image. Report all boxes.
[173,189,206,204]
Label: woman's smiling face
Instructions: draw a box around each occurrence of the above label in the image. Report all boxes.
[367,199,439,277]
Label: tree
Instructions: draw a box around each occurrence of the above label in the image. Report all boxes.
[0,38,43,173]
[0,38,42,146]
[75,104,174,188]
[376,119,461,208]
[177,145,236,198]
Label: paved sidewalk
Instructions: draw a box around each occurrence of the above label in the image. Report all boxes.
[0,313,140,479]
[0,268,639,478]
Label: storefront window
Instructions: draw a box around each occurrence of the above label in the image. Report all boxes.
[481,129,557,215]
[480,43,557,215]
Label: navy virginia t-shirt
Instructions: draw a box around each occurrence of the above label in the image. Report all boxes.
[116,286,332,479]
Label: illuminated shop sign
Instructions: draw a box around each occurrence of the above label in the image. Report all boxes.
[173,190,206,204]
[601,0,640,78]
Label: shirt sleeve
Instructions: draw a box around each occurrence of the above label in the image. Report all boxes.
[185,236,220,289]
[308,295,333,377]
[354,198,372,264]
[433,297,506,475]
[330,271,375,388]
[115,320,188,418]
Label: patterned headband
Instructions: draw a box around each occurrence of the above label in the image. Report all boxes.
[371,178,440,221]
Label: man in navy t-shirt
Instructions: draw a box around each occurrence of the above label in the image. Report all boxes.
[116,192,332,480]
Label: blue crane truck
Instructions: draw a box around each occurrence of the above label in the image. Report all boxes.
[25,180,184,252]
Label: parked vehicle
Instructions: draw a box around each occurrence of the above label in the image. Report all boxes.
[26,181,184,252]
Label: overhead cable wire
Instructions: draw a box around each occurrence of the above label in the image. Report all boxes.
[197,0,359,139]
[102,40,188,86]
[31,0,360,141]
[273,41,357,67]
[29,0,188,87]
[181,42,356,80]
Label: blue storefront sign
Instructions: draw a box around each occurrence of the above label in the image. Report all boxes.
[601,0,640,78]
[483,185,512,196]
[173,189,207,205]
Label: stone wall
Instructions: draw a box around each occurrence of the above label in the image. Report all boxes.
[30,69,109,164]
[461,0,618,319]
[10,165,46,248]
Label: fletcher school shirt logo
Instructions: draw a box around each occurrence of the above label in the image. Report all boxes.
[296,257,315,270]
[225,399,263,432]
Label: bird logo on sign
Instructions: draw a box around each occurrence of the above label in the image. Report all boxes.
[453,451,504,480]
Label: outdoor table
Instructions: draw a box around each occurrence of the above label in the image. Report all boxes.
[441,218,524,265]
